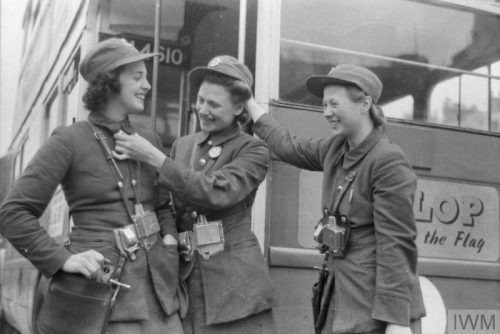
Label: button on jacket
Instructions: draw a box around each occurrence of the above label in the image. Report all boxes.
[253,114,426,332]
[157,123,279,325]
[0,112,180,321]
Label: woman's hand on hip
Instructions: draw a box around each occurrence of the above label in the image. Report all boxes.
[113,130,166,168]
[385,323,412,334]
[61,250,106,279]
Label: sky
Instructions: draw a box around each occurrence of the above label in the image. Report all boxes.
[0,0,27,156]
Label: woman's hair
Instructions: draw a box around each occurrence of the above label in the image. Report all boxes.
[82,66,124,112]
[201,73,254,133]
[345,85,386,127]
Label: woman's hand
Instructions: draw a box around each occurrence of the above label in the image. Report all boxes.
[245,98,267,122]
[163,234,178,246]
[113,130,166,168]
[385,323,412,334]
[61,250,106,279]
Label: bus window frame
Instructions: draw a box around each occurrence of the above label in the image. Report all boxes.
[276,0,500,134]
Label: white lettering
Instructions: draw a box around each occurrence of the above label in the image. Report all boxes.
[416,191,484,227]
[138,42,185,67]
[461,196,483,226]
[434,193,459,224]
[415,190,432,222]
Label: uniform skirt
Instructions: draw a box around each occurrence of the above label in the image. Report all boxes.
[182,260,277,334]
[106,265,183,334]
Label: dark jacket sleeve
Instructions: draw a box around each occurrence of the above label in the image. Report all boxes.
[158,138,269,210]
[0,127,73,278]
[156,187,177,238]
[151,133,177,238]
[370,147,419,326]
[252,113,328,171]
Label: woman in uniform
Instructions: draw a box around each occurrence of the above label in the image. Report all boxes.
[0,38,183,333]
[113,55,279,334]
[245,64,426,334]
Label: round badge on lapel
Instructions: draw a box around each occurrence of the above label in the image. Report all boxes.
[208,146,222,159]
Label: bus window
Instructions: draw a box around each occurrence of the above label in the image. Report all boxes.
[279,0,500,132]
[492,61,500,132]
[429,77,460,127]
[104,0,241,150]
[461,67,488,131]
[430,66,492,131]
[184,0,241,134]
[382,95,414,120]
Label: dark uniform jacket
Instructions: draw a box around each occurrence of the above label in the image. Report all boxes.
[156,123,279,325]
[0,112,179,321]
[253,114,426,333]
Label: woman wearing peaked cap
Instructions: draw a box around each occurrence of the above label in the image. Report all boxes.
[113,55,279,333]
[246,64,426,334]
[0,38,183,333]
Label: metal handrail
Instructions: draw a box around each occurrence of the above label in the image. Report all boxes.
[150,0,162,130]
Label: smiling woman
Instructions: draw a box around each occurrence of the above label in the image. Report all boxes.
[246,64,425,334]
[112,55,279,334]
[0,38,184,334]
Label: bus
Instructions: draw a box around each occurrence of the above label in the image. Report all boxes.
[1,0,499,333]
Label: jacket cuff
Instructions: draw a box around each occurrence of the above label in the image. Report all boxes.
[371,291,411,326]
[161,225,178,240]
[43,247,73,278]
[252,114,275,140]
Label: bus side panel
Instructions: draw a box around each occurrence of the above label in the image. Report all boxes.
[269,268,316,334]
[430,277,499,311]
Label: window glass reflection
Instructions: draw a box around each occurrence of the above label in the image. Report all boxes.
[429,77,459,127]
[491,62,500,132]
[281,0,476,67]
[280,0,500,132]
[461,67,488,131]
[382,95,414,120]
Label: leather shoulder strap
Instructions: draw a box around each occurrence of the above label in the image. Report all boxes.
[330,170,357,214]
[86,121,134,220]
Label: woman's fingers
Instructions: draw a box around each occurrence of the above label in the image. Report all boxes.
[112,150,129,160]
[112,131,158,164]
[61,250,106,279]
[113,131,137,160]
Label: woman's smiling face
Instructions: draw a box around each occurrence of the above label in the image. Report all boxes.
[114,60,151,114]
[196,81,243,133]
[322,85,366,140]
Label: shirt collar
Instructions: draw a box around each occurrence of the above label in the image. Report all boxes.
[341,127,385,169]
[196,123,242,146]
[88,111,134,134]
